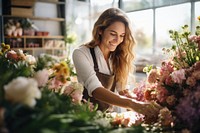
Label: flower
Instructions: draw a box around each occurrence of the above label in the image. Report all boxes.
[63,82,84,104]
[4,77,41,107]
[133,16,200,132]
[33,69,49,87]
[171,69,186,84]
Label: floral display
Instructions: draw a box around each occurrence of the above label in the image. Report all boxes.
[133,16,200,132]
[0,43,145,133]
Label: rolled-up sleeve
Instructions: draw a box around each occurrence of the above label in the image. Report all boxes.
[72,48,103,97]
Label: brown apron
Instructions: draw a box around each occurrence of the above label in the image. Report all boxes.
[83,48,116,112]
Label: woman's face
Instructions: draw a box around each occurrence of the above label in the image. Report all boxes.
[99,21,125,52]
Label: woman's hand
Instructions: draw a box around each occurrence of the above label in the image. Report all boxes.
[130,100,162,123]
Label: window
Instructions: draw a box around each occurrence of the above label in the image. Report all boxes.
[123,0,153,11]
[67,0,200,57]
[155,3,191,54]
[127,10,153,54]
[195,2,200,25]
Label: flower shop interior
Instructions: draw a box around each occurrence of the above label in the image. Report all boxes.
[1,0,200,133]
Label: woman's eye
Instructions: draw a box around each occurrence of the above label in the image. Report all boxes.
[110,33,116,36]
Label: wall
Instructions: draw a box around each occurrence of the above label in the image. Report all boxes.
[33,2,61,36]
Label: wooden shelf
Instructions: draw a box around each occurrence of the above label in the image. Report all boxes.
[5,35,64,39]
[2,0,67,58]
[12,47,66,50]
[37,0,65,5]
[3,15,65,22]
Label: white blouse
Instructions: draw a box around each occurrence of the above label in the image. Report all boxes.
[72,45,121,97]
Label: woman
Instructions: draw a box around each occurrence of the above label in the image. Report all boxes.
[72,8,160,117]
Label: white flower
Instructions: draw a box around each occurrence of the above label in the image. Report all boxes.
[4,77,41,107]
[34,69,49,87]
[25,55,36,64]
[17,49,24,56]
[70,82,84,92]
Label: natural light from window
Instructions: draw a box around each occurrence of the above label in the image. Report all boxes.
[155,3,191,54]
[127,10,153,55]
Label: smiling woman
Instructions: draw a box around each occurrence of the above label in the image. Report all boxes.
[72,7,161,117]
[99,21,125,53]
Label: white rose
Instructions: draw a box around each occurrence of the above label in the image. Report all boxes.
[25,55,36,64]
[4,77,41,107]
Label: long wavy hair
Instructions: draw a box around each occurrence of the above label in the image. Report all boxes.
[86,8,136,90]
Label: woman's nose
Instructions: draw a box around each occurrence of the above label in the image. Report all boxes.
[113,36,119,42]
[113,36,123,43]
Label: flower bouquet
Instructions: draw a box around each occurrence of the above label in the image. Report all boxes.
[133,16,200,132]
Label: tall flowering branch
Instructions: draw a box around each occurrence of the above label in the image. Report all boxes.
[168,17,200,69]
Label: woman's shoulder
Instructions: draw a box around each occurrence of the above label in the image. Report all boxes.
[74,44,88,52]
[72,44,91,57]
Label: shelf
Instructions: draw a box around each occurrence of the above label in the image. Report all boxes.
[1,0,67,58]
[3,15,65,22]
[5,35,64,39]
[37,0,65,5]
[12,47,66,50]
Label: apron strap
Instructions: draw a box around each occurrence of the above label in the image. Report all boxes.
[90,48,99,72]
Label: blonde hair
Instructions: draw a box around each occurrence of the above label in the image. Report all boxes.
[86,8,136,90]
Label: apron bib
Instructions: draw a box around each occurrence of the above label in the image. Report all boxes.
[83,48,116,111]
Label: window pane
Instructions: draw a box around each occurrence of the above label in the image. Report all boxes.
[155,0,191,7]
[127,10,153,55]
[195,2,200,25]
[122,0,192,11]
[155,3,191,54]
[123,0,153,11]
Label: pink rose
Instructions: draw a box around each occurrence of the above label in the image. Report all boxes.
[171,69,186,84]
[34,69,49,87]
[147,69,159,83]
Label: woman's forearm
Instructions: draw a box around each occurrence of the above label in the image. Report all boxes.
[92,87,161,117]
[92,87,136,109]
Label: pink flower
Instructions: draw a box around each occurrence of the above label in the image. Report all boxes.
[193,61,200,70]
[156,86,168,103]
[183,89,191,97]
[158,107,174,126]
[63,86,74,95]
[166,95,176,106]
[186,76,196,87]
[171,69,186,84]
[70,89,83,104]
[165,76,173,86]
[192,71,200,80]
[63,82,84,104]
[34,69,49,87]
[48,77,63,91]
[6,50,19,60]
[160,61,174,74]
[147,69,159,83]
[189,35,200,43]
